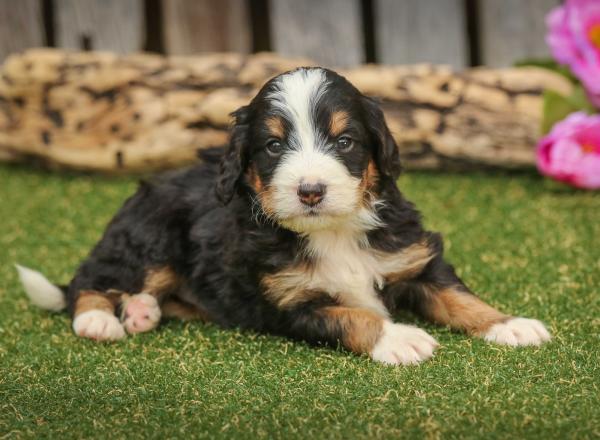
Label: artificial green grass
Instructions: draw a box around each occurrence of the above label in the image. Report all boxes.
[0,163,598,439]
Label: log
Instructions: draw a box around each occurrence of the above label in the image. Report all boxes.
[0,49,573,173]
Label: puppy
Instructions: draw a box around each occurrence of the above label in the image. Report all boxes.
[18,67,551,365]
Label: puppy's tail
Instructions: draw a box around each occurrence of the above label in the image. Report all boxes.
[15,264,67,312]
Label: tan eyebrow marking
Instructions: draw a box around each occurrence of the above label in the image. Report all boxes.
[265,116,285,138]
[329,110,350,137]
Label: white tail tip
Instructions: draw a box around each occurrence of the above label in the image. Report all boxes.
[15,264,67,312]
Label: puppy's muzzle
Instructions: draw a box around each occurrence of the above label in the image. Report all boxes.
[297,182,326,207]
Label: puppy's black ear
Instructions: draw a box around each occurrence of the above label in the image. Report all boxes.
[215,106,250,204]
[362,96,402,180]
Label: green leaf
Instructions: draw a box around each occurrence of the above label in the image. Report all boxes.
[568,84,597,113]
[542,90,578,134]
[541,84,598,134]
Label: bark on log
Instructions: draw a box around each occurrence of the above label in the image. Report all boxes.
[0,49,573,173]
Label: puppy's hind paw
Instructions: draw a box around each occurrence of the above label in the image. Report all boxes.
[121,293,161,334]
[73,310,126,341]
[484,317,551,347]
[370,322,439,366]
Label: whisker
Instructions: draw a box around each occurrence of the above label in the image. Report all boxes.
[249,191,277,227]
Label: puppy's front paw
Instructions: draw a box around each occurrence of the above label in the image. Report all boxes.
[121,293,161,334]
[371,322,438,365]
[484,317,551,346]
[73,310,126,341]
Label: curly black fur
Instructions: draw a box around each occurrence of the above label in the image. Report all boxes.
[65,67,485,350]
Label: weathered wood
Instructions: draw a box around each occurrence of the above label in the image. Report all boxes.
[269,0,364,67]
[375,0,468,69]
[0,50,312,172]
[163,0,251,55]
[0,0,44,63]
[0,49,573,173]
[55,0,144,53]
[479,0,561,67]
[344,64,571,169]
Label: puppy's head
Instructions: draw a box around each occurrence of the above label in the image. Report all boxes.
[216,67,400,233]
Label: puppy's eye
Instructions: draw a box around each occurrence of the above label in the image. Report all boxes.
[266,140,283,157]
[336,136,353,152]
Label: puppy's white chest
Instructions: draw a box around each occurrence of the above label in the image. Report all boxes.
[306,231,389,317]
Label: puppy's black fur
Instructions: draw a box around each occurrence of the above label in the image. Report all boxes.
[67,69,459,342]
[23,67,550,360]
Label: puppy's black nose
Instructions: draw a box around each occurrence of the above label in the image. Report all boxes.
[297,183,326,206]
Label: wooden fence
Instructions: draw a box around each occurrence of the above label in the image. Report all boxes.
[0,0,560,68]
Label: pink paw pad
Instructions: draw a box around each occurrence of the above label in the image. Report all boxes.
[121,293,161,334]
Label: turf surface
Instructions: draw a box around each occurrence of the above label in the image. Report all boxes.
[0,164,598,439]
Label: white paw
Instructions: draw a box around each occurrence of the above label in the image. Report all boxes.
[121,293,161,334]
[73,310,126,341]
[484,317,551,346]
[370,321,438,365]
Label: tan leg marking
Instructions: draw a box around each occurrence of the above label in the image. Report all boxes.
[120,266,183,334]
[427,287,552,346]
[142,266,182,300]
[72,290,125,341]
[317,307,437,365]
[162,299,211,322]
[426,287,508,336]
[319,306,384,354]
[74,290,120,317]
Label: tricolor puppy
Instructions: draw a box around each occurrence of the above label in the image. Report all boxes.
[18,67,551,365]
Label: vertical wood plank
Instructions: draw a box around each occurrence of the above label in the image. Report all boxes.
[479,0,561,67]
[375,0,468,69]
[55,0,144,53]
[269,0,364,67]
[163,0,251,54]
[0,0,44,62]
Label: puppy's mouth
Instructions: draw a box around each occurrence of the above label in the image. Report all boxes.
[303,206,322,216]
[278,207,348,229]
[280,207,327,222]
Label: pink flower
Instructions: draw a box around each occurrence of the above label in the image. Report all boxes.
[546,0,600,108]
[537,112,600,189]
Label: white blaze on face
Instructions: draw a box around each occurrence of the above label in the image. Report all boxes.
[266,68,371,233]
[265,69,387,317]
